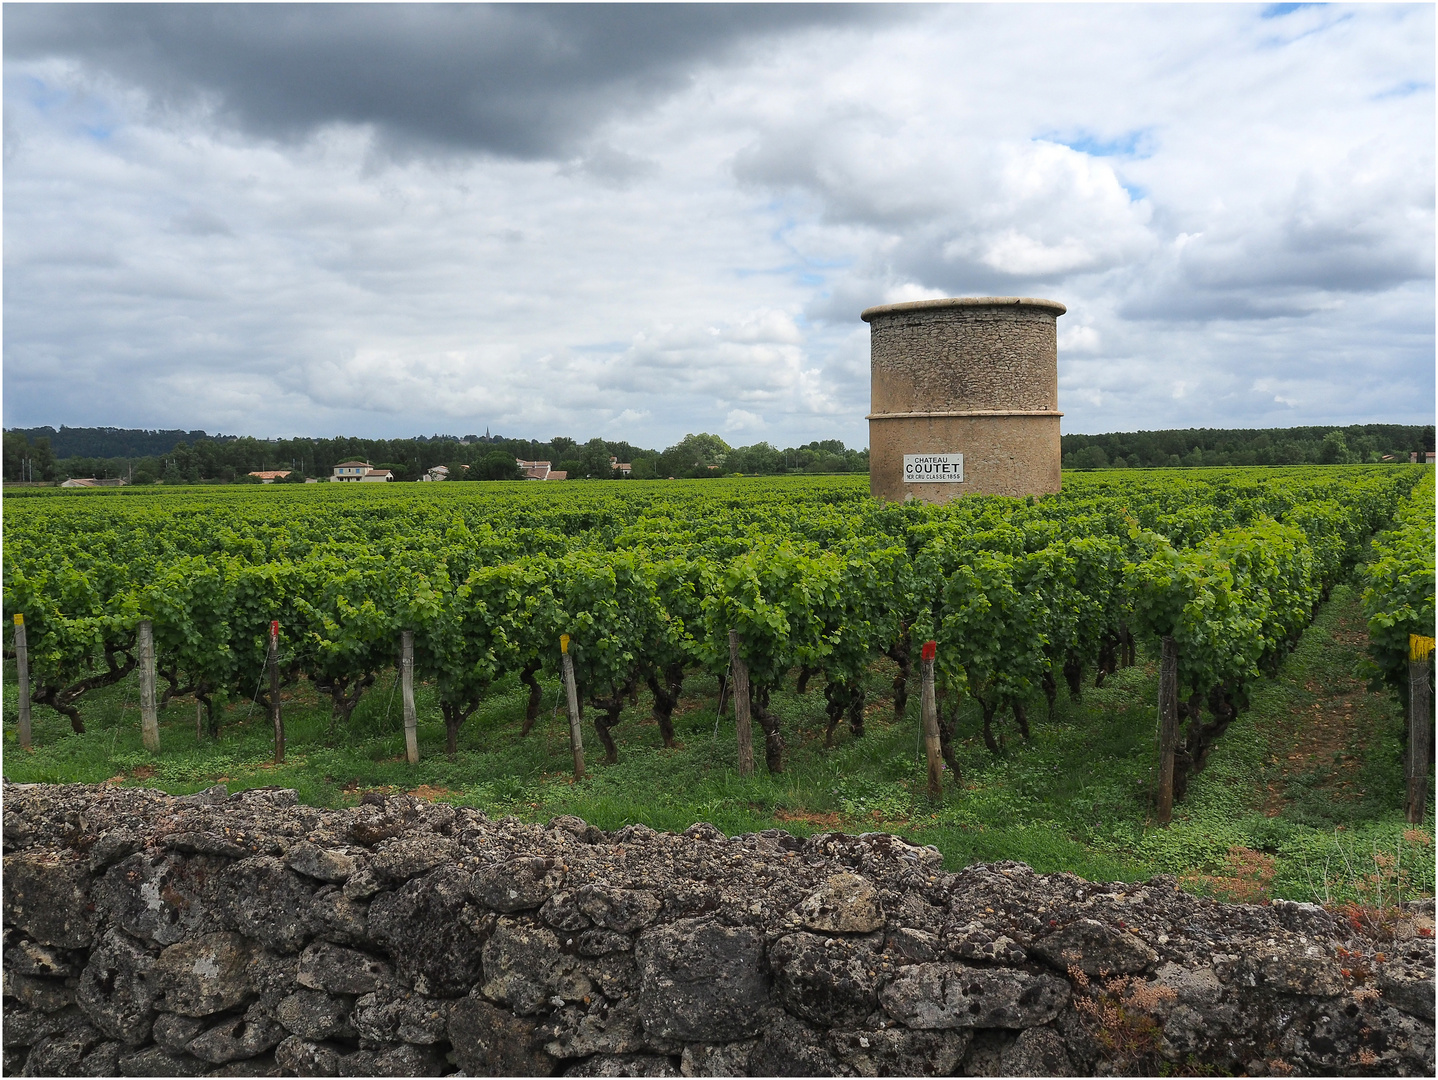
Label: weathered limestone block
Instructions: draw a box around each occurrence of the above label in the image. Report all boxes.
[1031,917,1159,976]
[350,985,449,1045]
[947,920,1028,965]
[1379,956,1437,1020]
[335,1041,447,1076]
[677,1040,756,1077]
[481,917,597,1015]
[635,919,769,1042]
[577,885,662,933]
[828,1025,972,1077]
[340,868,383,902]
[747,1012,841,1076]
[186,1003,285,1064]
[369,835,457,883]
[1237,946,1346,997]
[151,1012,208,1054]
[94,852,222,947]
[999,1025,1075,1076]
[561,1053,681,1076]
[885,925,943,962]
[5,971,75,1013]
[768,930,887,1026]
[284,843,356,884]
[447,992,557,1076]
[296,942,392,996]
[15,1015,108,1077]
[246,950,300,1011]
[273,989,355,1041]
[5,935,86,979]
[469,856,567,912]
[796,872,886,933]
[541,994,681,1060]
[274,1034,343,1077]
[540,889,594,932]
[577,928,634,956]
[3,1004,92,1051]
[88,828,144,873]
[366,865,488,997]
[309,887,369,947]
[75,928,160,1044]
[3,851,98,949]
[116,1044,209,1076]
[153,933,256,1017]
[880,962,1070,1029]
[213,856,321,954]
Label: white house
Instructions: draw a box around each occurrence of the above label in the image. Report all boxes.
[332,461,370,481]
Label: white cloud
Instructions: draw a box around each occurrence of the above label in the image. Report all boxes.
[2,3,1431,445]
[724,409,764,433]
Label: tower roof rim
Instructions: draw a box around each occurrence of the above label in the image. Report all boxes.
[861,297,1067,322]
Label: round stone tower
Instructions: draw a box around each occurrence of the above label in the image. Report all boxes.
[863,296,1065,503]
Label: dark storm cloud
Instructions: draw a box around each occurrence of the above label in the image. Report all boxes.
[4,2,883,159]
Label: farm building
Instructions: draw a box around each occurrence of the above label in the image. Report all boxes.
[332,461,370,481]
[332,461,393,482]
[517,459,567,481]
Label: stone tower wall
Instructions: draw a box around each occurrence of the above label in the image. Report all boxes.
[865,297,1065,503]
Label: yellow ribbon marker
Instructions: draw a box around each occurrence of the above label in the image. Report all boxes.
[13,613,23,626]
[1409,634,1435,662]
[560,633,570,654]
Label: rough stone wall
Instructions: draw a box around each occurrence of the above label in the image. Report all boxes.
[864,297,1064,503]
[3,782,1433,1078]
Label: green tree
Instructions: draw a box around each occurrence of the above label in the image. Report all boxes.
[579,438,615,479]
[477,451,523,481]
[1321,430,1360,465]
[664,433,730,477]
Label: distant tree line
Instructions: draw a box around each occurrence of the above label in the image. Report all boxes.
[1060,424,1433,470]
[0,426,870,485]
[3,422,1430,486]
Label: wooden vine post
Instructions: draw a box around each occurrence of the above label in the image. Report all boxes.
[728,630,754,777]
[13,614,32,750]
[919,640,943,799]
[268,620,284,764]
[400,630,419,765]
[560,634,585,780]
[1407,633,1434,825]
[1156,635,1180,826]
[138,619,160,753]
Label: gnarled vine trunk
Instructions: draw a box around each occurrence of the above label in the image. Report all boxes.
[519,659,544,736]
[33,645,137,734]
[751,684,785,773]
[645,663,685,748]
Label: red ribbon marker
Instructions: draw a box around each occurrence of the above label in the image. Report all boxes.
[270,620,280,641]
[921,640,937,662]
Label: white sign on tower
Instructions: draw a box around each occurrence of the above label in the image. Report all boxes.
[903,454,964,484]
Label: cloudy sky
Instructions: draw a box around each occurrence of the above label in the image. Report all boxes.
[3,2,1433,448]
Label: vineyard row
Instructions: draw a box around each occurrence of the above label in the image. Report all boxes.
[4,467,1431,813]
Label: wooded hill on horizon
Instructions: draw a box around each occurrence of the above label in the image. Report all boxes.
[2,422,1433,485]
